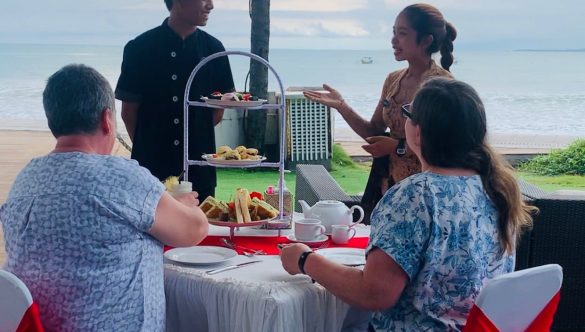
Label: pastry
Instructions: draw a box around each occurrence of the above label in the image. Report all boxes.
[223,150,241,160]
[217,145,231,155]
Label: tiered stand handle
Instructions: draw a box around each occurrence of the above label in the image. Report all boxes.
[182,50,288,237]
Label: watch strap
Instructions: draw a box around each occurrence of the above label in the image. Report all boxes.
[298,251,314,275]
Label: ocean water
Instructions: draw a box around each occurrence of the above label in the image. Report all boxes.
[1,43,584,137]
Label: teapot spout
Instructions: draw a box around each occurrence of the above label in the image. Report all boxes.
[298,200,311,215]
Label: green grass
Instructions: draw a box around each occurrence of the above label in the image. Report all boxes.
[328,144,369,194]
[214,143,369,201]
[213,145,585,201]
[215,169,295,201]
[517,171,585,192]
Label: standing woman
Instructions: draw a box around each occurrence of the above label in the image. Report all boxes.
[304,4,457,219]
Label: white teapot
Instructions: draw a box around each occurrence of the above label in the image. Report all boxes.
[298,200,364,234]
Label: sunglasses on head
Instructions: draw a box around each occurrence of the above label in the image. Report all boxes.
[401,103,412,120]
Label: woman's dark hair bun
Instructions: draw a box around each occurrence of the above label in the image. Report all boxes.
[446,22,457,43]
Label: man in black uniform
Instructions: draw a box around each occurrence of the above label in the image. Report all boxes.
[115,0,235,200]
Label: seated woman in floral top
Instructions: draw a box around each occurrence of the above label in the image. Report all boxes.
[280,78,536,331]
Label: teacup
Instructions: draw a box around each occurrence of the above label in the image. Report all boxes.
[330,225,356,245]
[294,219,326,241]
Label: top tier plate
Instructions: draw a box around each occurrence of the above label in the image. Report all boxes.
[201,97,267,108]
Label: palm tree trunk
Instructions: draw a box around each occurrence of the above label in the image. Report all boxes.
[245,0,270,152]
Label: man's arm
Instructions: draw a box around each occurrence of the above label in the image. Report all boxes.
[148,192,208,247]
[121,101,140,142]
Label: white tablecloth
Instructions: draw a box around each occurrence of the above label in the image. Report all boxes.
[164,219,371,332]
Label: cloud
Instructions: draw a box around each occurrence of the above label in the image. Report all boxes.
[383,0,517,10]
[0,0,583,50]
[216,0,367,12]
[120,2,167,11]
[272,18,369,37]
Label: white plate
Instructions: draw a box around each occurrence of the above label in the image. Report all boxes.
[286,234,328,246]
[315,248,366,266]
[201,97,267,108]
[202,154,267,166]
[164,246,238,265]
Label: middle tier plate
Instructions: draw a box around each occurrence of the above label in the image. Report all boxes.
[202,154,267,166]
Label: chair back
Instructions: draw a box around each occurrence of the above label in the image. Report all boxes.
[464,264,563,332]
[0,269,44,332]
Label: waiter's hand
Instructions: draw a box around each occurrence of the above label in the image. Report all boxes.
[280,243,312,275]
[174,191,200,207]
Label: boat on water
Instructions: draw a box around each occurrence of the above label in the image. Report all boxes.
[361,56,373,64]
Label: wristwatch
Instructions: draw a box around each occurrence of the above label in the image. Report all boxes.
[298,251,314,275]
[396,138,406,156]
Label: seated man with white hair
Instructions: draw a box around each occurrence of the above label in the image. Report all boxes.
[0,64,208,331]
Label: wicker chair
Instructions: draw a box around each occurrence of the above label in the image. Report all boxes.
[519,191,585,332]
[514,179,548,272]
[294,164,361,212]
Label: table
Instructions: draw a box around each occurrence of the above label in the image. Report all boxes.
[164,222,371,332]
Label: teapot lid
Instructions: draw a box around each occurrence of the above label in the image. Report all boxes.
[316,200,344,207]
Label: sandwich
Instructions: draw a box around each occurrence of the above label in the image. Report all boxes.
[200,196,228,219]
[251,197,279,219]
[199,196,217,214]
[205,200,229,219]
[235,188,252,223]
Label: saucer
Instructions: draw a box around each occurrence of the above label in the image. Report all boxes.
[286,234,328,246]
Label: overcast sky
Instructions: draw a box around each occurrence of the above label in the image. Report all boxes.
[1,0,583,50]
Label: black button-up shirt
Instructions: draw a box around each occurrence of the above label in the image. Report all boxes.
[116,19,235,193]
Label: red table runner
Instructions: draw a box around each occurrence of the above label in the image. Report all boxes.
[165,235,369,255]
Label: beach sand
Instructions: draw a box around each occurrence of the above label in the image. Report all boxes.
[0,129,581,265]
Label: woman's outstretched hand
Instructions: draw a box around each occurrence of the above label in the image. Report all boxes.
[362,136,396,158]
[303,84,345,109]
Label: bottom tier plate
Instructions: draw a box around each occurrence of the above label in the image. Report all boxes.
[208,219,270,227]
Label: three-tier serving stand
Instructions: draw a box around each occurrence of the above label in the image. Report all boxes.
[182,50,288,238]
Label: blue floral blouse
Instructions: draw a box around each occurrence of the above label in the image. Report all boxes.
[1,152,166,331]
[366,172,515,331]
